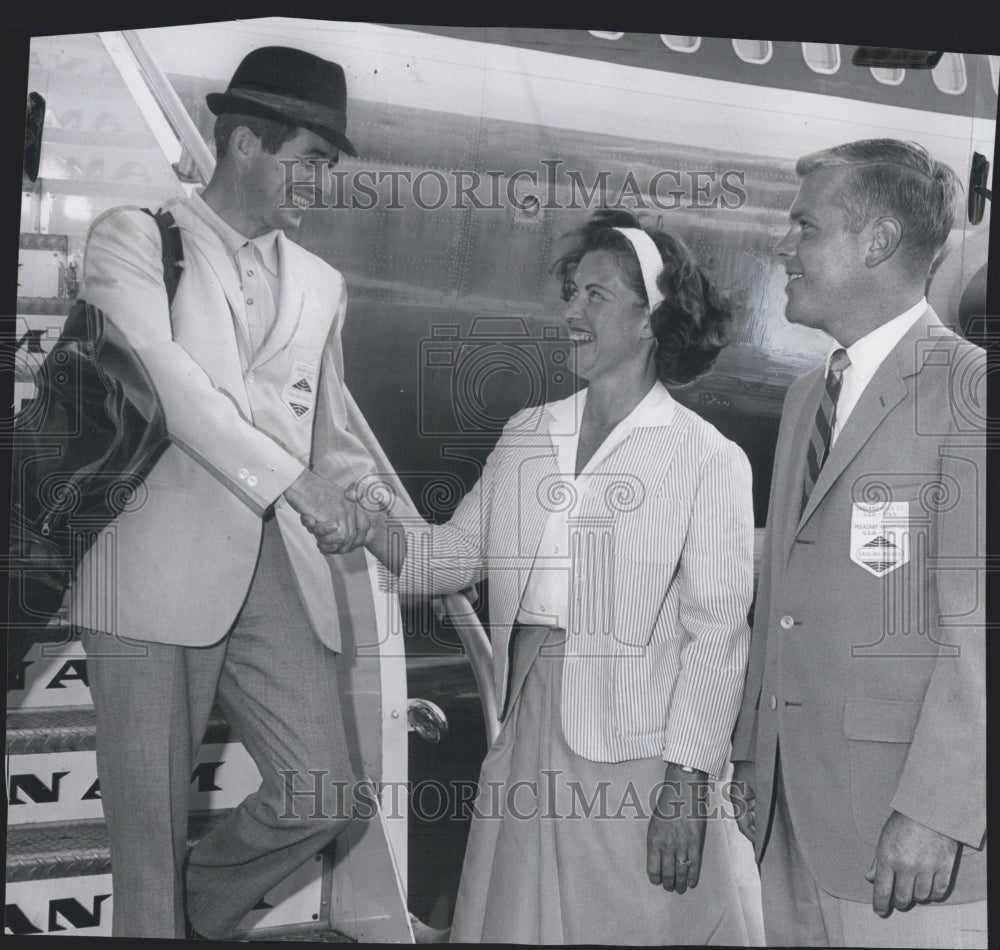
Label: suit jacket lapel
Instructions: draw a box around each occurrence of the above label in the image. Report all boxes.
[170,200,251,350]
[774,370,824,562]
[796,307,938,532]
[254,233,305,368]
[166,200,252,414]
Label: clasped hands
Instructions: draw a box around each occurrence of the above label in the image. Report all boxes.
[284,469,386,556]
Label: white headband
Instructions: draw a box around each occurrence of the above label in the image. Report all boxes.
[613,227,665,312]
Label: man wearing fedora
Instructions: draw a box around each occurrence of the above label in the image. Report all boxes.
[75,47,384,938]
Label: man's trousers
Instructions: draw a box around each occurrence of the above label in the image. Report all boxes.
[82,518,356,938]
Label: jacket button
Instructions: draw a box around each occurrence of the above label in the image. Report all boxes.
[238,468,249,480]
[247,475,258,488]
[780,615,794,629]
[770,695,777,709]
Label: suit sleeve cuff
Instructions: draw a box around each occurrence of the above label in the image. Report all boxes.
[890,788,985,851]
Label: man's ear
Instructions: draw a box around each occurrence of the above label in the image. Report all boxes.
[228,125,260,166]
[865,217,903,268]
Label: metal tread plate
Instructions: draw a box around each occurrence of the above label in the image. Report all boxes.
[5,813,225,881]
[7,704,233,755]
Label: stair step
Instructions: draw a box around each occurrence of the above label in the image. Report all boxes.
[6,813,224,882]
[7,704,233,755]
[6,816,348,940]
[242,926,354,942]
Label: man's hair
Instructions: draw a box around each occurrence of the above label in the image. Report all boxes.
[213,113,298,160]
[796,139,962,270]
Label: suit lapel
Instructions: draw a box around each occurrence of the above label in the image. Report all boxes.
[170,200,251,350]
[774,371,824,562]
[165,200,252,414]
[254,233,305,368]
[795,307,938,533]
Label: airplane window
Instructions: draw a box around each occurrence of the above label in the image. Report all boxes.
[931,52,967,95]
[588,31,624,40]
[732,39,773,65]
[990,56,999,95]
[659,35,701,53]
[802,43,840,74]
[870,67,905,86]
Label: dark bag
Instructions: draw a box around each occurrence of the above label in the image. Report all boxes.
[7,208,184,649]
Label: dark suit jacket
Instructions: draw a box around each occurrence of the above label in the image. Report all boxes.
[732,307,986,903]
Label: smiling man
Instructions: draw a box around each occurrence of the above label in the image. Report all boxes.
[729,139,987,948]
[75,47,385,939]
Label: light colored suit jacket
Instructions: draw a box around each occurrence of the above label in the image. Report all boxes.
[397,395,754,774]
[731,307,986,902]
[71,197,380,650]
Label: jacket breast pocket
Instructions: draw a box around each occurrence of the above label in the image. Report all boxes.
[843,697,922,845]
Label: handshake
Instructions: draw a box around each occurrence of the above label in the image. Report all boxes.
[284,468,394,561]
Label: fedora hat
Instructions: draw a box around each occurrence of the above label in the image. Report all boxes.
[207,46,357,157]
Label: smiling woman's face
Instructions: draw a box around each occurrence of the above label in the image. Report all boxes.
[563,249,655,383]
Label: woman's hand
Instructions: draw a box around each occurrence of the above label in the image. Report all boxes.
[646,763,710,894]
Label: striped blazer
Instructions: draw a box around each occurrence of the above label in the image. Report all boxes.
[397,392,754,773]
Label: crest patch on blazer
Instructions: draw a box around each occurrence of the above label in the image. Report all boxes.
[851,501,910,576]
[282,360,318,420]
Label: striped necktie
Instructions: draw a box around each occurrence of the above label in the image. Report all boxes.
[802,348,851,512]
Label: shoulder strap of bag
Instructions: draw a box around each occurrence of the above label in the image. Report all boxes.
[140,207,184,308]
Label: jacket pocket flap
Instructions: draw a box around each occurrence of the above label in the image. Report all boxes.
[843,698,921,743]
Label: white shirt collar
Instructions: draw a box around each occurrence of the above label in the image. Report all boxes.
[548,379,675,432]
[547,380,675,477]
[832,297,927,382]
[189,190,280,272]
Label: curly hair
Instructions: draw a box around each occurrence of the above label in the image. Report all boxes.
[551,209,734,385]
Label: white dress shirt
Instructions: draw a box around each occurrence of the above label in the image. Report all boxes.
[188,192,280,365]
[516,381,676,629]
[830,297,926,444]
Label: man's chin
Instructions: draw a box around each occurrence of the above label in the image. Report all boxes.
[784,305,815,329]
[278,209,304,231]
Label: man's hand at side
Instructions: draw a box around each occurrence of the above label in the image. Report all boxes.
[865,810,960,916]
[730,760,757,844]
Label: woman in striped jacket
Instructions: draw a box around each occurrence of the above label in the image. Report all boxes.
[324,209,758,944]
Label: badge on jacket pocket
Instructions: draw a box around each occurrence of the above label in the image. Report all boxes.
[282,360,318,420]
[851,502,909,576]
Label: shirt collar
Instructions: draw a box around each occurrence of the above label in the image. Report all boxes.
[833,297,927,382]
[548,379,676,434]
[189,190,280,271]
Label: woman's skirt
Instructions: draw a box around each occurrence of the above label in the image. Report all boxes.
[450,625,763,945]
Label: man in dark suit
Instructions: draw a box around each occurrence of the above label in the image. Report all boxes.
[730,139,986,947]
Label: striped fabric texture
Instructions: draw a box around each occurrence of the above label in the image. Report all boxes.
[801,348,850,512]
[396,398,755,775]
